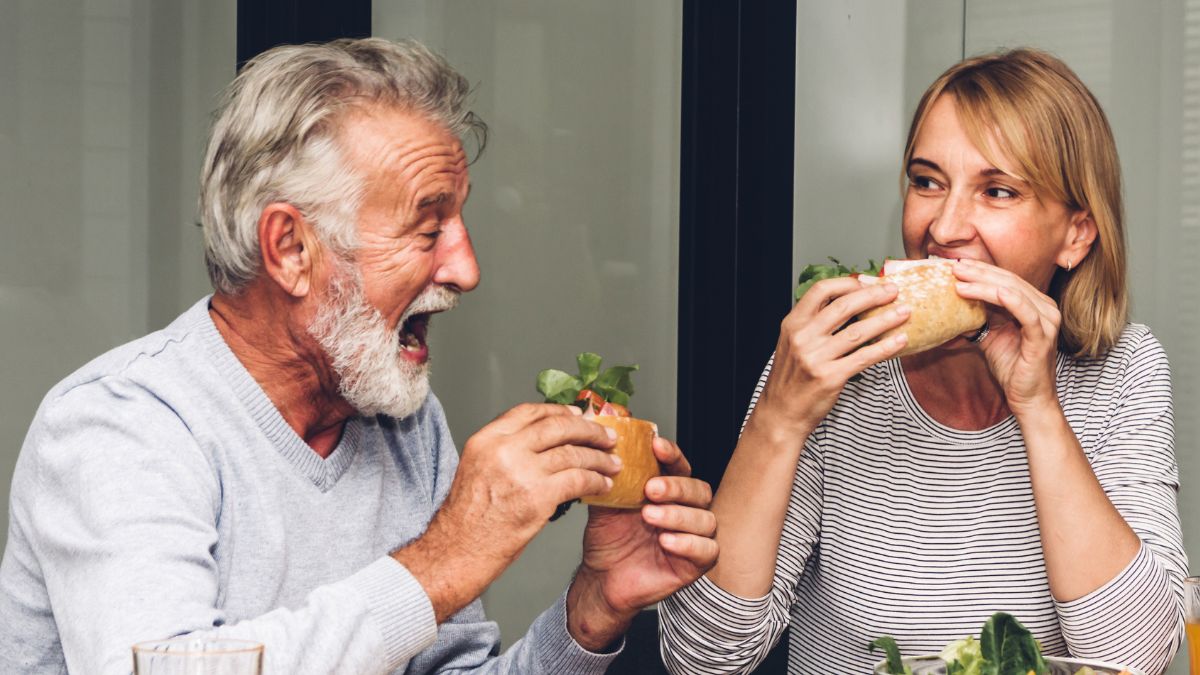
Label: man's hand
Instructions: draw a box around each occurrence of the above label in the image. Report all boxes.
[565,437,718,651]
[393,403,622,622]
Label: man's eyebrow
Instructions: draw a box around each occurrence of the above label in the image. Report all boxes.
[416,192,450,210]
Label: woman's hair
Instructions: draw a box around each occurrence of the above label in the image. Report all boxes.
[902,48,1126,357]
[199,38,487,295]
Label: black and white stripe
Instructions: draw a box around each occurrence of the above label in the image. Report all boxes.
[660,324,1185,675]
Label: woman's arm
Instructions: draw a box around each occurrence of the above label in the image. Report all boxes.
[706,277,908,597]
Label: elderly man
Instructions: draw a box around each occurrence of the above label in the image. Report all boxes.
[0,38,717,674]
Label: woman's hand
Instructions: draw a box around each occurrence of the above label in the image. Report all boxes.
[952,259,1061,415]
[751,277,911,441]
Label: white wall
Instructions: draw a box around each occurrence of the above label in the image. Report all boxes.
[0,0,232,551]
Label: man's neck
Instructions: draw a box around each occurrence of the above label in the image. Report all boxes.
[209,289,353,458]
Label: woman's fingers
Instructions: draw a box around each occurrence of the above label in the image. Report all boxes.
[801,279,901,338]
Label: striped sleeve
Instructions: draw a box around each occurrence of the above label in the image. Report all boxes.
[660,356,822,674]
[1055,331,1186,674]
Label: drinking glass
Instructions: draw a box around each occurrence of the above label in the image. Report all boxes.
[1186,576,1200,675]
[132,638,263,675]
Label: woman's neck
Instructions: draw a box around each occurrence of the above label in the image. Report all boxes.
[900,348,1010,431]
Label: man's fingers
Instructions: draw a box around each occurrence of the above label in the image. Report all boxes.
[541,445,622,476]
[644,475,713,508]
[642,504,717,538]
[525,415,617,453]
[651,437,691,477]
[658,532,719,567]
[551,468,613,503]
[488,402,582,434]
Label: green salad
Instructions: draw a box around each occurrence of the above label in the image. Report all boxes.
[869,612,1130,675]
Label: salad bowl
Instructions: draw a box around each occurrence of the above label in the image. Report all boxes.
[872,655,1144,675]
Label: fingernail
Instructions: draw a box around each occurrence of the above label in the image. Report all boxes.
[610,454,623,468]
[605,427,617,440]
[884,283,899,294]
[892,333,908,346]
[568,405,582,415]
[892,304,911,318]
[660,532,677,546]
[644,505,663,520]
[604,476,613,488]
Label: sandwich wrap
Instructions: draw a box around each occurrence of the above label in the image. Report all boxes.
[856,258,986,357]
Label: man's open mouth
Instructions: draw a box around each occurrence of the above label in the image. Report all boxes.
[399,313,431,352]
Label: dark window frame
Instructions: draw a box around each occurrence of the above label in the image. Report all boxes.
[676,0,797,490]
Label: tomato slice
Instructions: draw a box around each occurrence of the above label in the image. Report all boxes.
[598,401,631,418]
[576,389,604,414]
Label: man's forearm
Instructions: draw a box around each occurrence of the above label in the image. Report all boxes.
[392,516,513,624]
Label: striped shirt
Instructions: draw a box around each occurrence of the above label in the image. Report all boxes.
[660,324,1185,675]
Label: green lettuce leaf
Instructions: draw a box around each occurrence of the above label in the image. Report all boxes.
[536,354,637,409]
[941,636,983,675]
[576,352,602,387]
[592,365,638,407]
[794,256,886,301]
[869,636,913,675]
[536,369,582,404]
[979,613,1048,675]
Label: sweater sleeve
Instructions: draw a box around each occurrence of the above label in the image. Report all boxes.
[19,377,439,675]
[400,402,620,674]
[659,355,822,675]
[1054,332,1187,675]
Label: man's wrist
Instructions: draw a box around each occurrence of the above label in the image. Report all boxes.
[565,567,635,652]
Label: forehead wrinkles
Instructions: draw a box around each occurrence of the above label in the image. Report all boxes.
[378,135,468,214]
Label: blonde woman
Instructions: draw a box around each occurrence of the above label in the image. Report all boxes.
[660,49,1185,675]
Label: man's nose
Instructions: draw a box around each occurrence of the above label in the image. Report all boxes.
[928,191,976,245]
[433,220,480,293]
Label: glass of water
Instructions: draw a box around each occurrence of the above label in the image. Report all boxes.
[132,638,263,675]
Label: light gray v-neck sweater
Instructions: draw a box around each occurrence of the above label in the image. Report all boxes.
[0,296,618,674]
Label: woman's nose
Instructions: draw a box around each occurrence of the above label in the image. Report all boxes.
[928,192,976,245]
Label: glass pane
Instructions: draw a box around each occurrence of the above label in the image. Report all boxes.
[373,1,682,646]
[792,0,964,277]
[965,5,1197,672]
[0,1,233,546]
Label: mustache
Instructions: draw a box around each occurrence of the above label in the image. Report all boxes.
[401,285,460,322]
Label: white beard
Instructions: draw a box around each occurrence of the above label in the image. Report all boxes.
[307,264,459,419]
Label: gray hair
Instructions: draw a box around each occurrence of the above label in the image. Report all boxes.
[199,37,487,295]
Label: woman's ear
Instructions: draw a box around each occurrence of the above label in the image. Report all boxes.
[1059,210,1098,270]
[257,203,318,297]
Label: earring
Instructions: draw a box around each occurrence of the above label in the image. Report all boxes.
[1066,259,1073,272]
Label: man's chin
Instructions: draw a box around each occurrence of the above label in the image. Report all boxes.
[343,368,430,420]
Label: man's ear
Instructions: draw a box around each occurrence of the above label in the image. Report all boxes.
[258,203,319,297]
[1059,210,1098,270]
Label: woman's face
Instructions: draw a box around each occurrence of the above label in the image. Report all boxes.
[901,94,1090,294]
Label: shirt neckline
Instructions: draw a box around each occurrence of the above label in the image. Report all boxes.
[192,296,360,492]
[884,353,1067,445]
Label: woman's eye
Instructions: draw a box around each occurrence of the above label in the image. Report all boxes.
[910,175,939,190]
[986,186,1017,199]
